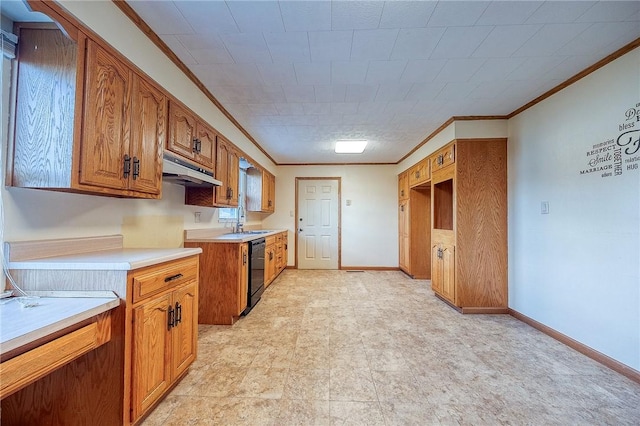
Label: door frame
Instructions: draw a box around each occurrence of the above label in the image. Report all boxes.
[294,177,342,270]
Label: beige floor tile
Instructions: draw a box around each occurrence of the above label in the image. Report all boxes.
[329,401,385,426]
[329,368,378,402]
[283,368,330,400]
[142,270,640,426]
[277,399,331,425]
[235,367,288,399]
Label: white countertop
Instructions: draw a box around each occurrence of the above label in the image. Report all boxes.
[185,230,286,243]
[0,291,120,355]
[8,247,202,270]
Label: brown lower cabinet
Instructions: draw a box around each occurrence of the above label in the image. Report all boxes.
[183,241,249,325]
[130,262,198,422]
[1,254,200,425]
[265,232,287,287]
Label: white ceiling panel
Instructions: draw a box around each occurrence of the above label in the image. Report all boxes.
[470,57,528,82]
[379,1,437,28]
[294,62,331,85]
[125,0,640,164]
[556,21,640,56]
[430,26,494,59]
[264,32,310,63]
[345,84,379,103]
[308,31,353,62]
[576,1,640,23]
[476,1,542,25]
[331,1,385,30]
[390,28,446,60]
[513,23,591,57]
[256,63,297,85]
[365,61,408,84]
[351,29,399,61]
[282,85,316,103]
[314,85,347,103]
[434,58,488,82]
[400,59,447,83]
[374,83,413,102]
[226,1,284,33]
[279,1,331,31]
[427,1,490,27]
[174,1,239,34]
[220,33,272,63]
[331,61,369,84]
[472,25,542,58]
[525,1,596,24]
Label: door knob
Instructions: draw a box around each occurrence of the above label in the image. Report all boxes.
[298,228,303,233]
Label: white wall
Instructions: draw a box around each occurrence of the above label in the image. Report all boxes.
[262,165,398,268]
[1,1,272,246]
[508,48,640,370]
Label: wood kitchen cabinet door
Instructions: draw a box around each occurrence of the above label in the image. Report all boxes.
[80,39,132,191]
[195,123,216,170]
[129,76,165,195]
[215,137,230,205]
[171,282,198,380]
[227,147,240,207]
[131,293,172,421]
[167,101,197,160]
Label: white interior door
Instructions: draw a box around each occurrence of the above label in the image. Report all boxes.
[297,179,339,269]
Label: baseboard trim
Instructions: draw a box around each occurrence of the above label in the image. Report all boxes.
[340,266,400,271]
[509,309,640,384]
[461,307,510,314]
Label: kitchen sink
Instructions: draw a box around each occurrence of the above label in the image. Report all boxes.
[243,230,271,234]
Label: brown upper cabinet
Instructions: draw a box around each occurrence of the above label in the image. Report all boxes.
[398,171,409,201]
[167,100,215,170]
[247,168,275,213]
[408,158,430,187]
[10,27,165,198]
[431,143,456,172]
[215,135,239,207]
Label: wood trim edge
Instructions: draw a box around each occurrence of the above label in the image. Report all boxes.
[461,307,510,314]
[509,308,640,384]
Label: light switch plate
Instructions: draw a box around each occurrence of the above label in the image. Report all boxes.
[541,201,549,214]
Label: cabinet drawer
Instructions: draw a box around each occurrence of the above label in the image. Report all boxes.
[408,158,430,187]
[132,256,198,304]
[431,144,455,171]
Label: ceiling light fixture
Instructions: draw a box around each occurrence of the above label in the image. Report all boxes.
[335,140,368,154]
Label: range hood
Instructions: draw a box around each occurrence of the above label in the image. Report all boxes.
[162,153,222,187]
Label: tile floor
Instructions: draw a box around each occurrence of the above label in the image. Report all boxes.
[142,270,640,425]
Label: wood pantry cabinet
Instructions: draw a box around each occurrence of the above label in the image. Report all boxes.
[430,139,508,313]
[247,167,276,213]
[265,231,287,287]
[10,25,164,199]
[182,241,249,325]
[398,185,431,279]
[166,100,215,170]
[129,256,198,422]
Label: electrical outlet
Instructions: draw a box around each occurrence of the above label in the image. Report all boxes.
[541,202,549,215]
[194,212,201,223]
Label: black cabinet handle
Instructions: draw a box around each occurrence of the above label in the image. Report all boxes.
[192,138,200,153]
[132,157,140,180]
[168,305,175,330]
[175,302,182,325]
[164,273,183,283]
[123,154,131,178]
[243,251,247,265]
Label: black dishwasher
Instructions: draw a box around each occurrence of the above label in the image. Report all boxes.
[244,238,265,315]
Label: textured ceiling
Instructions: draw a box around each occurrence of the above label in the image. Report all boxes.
[126,1,639,164]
